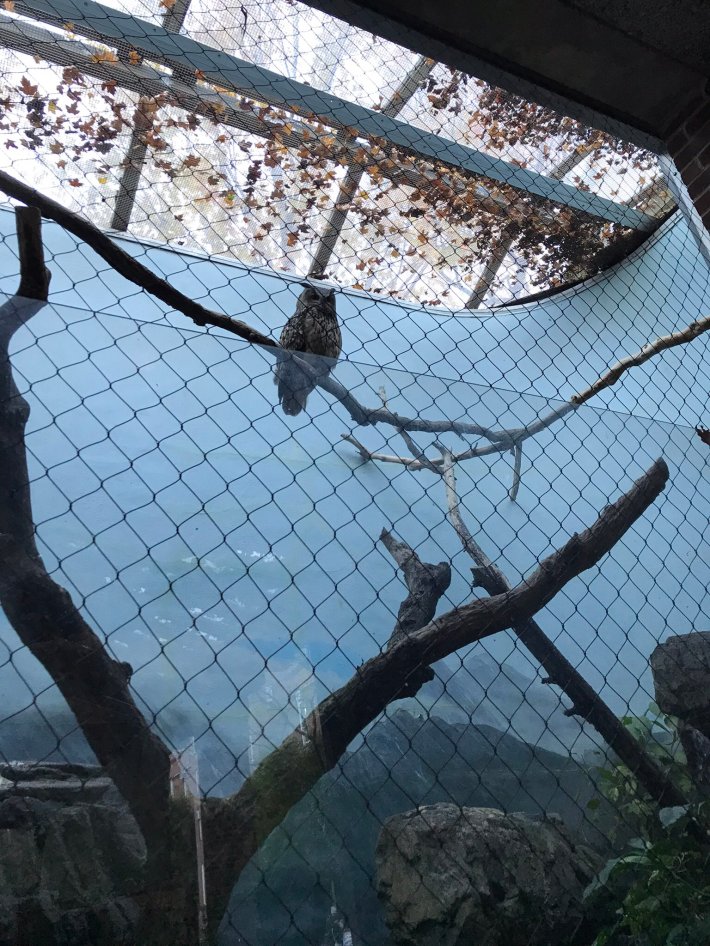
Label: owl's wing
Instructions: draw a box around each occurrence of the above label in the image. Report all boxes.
[279,312,308,352]
[275,312,316,415]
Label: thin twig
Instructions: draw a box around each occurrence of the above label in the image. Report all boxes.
[340,433,378,461]
[509,443,523,501]
[399,429,441,474]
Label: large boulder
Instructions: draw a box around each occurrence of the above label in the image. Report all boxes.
[0,763,144,946]
[651,632,710,738]
[651,631,710,791]
[375,804,599,946]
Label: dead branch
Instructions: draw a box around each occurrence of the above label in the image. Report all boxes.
[203,455,669,917]
[380,528,450,693]
[0,218,172,850]
[4,171,706,463]
[341,402,577,471]
[0,170,558,442]
[572,314,710,406]
[340,433,423,466]
[0,169,275,348]
[399,429,441,474]
[438,446,686,808]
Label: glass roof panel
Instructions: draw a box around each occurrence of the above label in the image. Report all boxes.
[125,103,343,272]
[181,0,423,110]
[0,0,675,308]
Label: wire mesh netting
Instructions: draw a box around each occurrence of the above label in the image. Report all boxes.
[0,2,709,946]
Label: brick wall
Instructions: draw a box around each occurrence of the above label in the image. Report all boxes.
[666,89,710,232]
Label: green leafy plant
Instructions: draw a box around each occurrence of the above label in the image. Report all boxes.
[588,704,693,840]
[584,707,710,945]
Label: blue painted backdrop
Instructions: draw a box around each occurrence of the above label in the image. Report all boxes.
[0,205,709,790]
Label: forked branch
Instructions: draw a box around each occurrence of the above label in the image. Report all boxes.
[380,528,451,693]
[203,455,669,919]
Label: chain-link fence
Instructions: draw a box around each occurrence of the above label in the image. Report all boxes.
[0,2,709,946]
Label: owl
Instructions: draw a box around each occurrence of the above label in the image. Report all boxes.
[274,283,342,416]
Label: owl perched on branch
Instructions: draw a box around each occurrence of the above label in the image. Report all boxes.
[275,283,342,416]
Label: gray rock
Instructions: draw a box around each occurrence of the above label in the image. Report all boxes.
[651,631,710,738]
[225,709,604,946]
[0,762,103,782]
[375,803,599,946]
[0,764,145,946]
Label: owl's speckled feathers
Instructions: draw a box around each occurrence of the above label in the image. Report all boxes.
[275,284,342,416]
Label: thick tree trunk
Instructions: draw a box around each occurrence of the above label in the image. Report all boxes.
[0,209,194,944]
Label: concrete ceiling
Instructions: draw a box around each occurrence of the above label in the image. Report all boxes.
[560,0,710,75]
[303,0,710,149]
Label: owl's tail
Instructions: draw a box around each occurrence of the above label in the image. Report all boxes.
[274,359,312,416]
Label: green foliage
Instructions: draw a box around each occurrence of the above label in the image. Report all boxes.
[592,703,694,842]
[585,706,710,946]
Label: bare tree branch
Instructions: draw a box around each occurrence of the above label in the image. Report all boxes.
[202,527,449,922]
[438,446,508,586]
[342,403,577,470]
[399,429,441,474]
[0,169,276,348]
[380,529,452,649]
[343,298,710,476]
[3,171,706,463]
[203,455,669,919]
[438,446,686,808]
[0,171,560,442]
[571,313,710,406]
[15,206,51,301]
[380,528,450,694]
